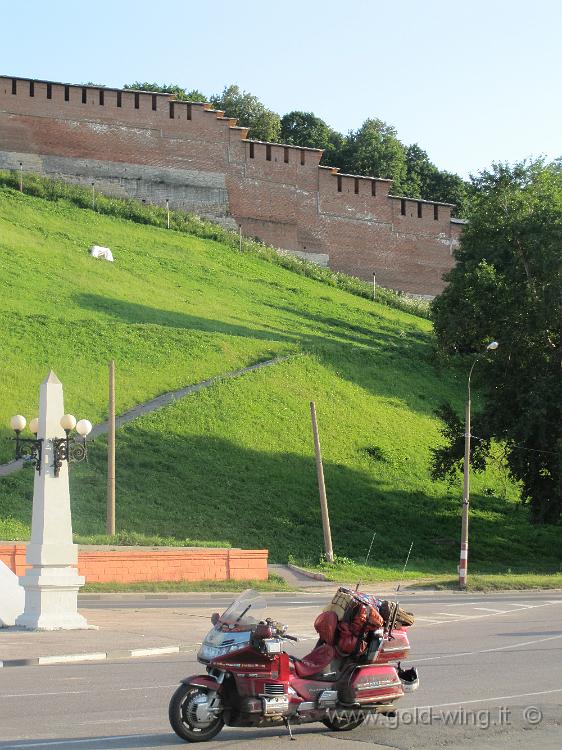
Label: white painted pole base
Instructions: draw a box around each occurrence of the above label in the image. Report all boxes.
[0,561,25,627]
[16,567,88,631]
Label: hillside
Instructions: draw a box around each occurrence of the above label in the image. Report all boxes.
[1,182,560,570]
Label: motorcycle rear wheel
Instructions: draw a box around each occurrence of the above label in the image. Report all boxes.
[322,711,365,731]
[169,685,224,743]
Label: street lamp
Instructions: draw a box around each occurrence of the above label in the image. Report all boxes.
[10,415,42,473]
[459,340,499,589]
[9,413,92,476]
[52,415,92,476]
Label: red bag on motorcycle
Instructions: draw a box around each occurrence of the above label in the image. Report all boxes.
[336,621,363,656]
[350,603,383,635]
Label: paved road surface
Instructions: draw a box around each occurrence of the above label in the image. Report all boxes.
[1,591,560,749]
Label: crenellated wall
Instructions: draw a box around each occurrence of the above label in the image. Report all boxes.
[0,75,462,295]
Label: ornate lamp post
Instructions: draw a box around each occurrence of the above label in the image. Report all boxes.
[10,413,91,474]
[459,341,499,589]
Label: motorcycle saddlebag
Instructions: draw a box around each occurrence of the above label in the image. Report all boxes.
[339,664,404,706]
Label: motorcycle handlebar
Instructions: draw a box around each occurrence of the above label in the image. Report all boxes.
[283,634,298,642]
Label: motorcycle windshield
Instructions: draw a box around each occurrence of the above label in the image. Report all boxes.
[218,588,267,629]
[197,590,266,663]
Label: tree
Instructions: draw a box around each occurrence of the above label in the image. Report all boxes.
[122,82,207,102]
[403,144,436,198]
[343,119,408,191]
[426,169,468,217]
[280,111,332,149]
[431,159,562,523]
[210,85,281,142]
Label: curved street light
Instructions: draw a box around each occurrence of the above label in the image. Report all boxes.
[459,341,499,589]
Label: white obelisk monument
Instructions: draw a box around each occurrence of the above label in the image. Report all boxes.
[16,372,89,630]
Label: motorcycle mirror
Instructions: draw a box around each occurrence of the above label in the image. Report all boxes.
[211,612,220,625]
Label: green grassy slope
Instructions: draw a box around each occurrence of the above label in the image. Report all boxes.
[1,184,560,570]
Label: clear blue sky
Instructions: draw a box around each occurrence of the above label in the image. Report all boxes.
[1,0,560,178]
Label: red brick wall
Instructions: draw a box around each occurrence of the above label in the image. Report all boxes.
[0,544,269,583]
[0,75,461,296]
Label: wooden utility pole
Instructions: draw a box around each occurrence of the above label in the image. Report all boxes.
[106,360,116,536]
[310,401,334,562]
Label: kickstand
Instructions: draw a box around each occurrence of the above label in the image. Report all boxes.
[283,717,296,741]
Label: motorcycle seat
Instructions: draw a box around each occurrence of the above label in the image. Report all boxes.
[291,643,335,678]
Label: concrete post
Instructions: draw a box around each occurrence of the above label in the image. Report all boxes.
[16,371,89,630]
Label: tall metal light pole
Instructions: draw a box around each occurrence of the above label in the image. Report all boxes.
[459,340,499,589]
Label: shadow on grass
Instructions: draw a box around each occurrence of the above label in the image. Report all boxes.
[74,293,447,419]
[3,427,561,570]
[60,427,561,569]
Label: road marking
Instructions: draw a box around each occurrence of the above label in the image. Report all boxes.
[1,684,177,699]
[472,607,508,613]
[415,599,561,627]
[129,646,179,657]
[434,612,471,618]
[409,686,562,712]
[38,653,107,666]
[0,734,160,749]
[2,690,88,698]
[285,605,321,609]
[118,684,177,692]
[414,632,562,663]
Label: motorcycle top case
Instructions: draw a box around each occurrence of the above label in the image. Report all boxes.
[376,627,410,664]
[339,664,404,705]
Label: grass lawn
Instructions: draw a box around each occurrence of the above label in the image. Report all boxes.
[82,574,292,593]
[302,558,562,591]
[1,180,560,579]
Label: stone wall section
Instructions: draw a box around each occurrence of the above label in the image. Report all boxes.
[0,76,462,295]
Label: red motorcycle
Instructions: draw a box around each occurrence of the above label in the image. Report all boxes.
[169,588,418,742]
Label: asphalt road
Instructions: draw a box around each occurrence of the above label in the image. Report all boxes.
[1,591,561,749]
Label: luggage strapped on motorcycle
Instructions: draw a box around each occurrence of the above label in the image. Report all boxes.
[324,587,384,658]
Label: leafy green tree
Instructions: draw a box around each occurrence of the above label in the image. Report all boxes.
[343,119,408,191]
[431,159,562,523]
[210,85,281,142]
[123,82,207,102]
[427,170,468,217]
[280,111,333,149]
[403,144,436,198]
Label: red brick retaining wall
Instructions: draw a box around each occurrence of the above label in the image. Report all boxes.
[0,544,268,583]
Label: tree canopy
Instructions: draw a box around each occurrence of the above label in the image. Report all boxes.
[210,85,281,143]
[431,159,562,524]
[123,82,206,102]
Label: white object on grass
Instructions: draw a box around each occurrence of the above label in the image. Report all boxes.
[90,245,114,262]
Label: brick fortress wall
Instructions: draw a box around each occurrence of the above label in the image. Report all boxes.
[0,76,463,295]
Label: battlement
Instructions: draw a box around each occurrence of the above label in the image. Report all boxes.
[0,74,462,295]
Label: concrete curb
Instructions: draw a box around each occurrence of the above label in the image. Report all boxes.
[286,563,329,582]
[78,592,254,600]
[0,642,201,669]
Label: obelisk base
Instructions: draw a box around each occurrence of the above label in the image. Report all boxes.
[16,566,89,630]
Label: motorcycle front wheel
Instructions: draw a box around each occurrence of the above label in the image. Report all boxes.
[169,684,224,743]
[322,711,365,731]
